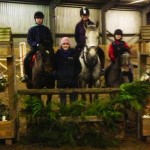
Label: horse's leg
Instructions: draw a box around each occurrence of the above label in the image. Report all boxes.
[121,71,130,83]
[88,83,93,103]
[93,79,100,101]
[79,80,86,101]
[46,79,55,105]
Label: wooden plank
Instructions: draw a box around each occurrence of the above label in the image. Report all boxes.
[60,116,102,122]
[0,120,15,139]
[0,27,11,42]
[141,35,150,40]
[142,118,150,136]
[140,26,150,30]
[141,30,150,34]
[17,88,120,95]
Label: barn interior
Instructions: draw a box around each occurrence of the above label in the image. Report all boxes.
[0,0,150,78]
[0,0,150,147]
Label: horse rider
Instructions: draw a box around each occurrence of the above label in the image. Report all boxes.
[74,7,105,73]
[105,29,133,84]
[21,11,54,82]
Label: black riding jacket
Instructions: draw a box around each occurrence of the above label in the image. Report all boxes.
[109,40,130,62]
[27,24,53,50]
[54,48,81,81]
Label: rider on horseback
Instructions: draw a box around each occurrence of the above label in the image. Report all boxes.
[21,11,54,82]
[105,29,133,85]
[74,7,105,73]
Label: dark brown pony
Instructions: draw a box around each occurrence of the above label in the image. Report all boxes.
[105,52,132,88]
[26,44,55,104]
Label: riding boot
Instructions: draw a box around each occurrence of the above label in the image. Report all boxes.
[97,47,105,70]
[128,69,133,82]
[104,63,113,87]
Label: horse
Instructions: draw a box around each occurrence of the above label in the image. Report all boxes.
[78,23,101,101]
[26,44,55,104]
[105,52,133,88]
[140,69,150,82]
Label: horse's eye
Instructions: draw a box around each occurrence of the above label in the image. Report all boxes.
[85,37,87,39]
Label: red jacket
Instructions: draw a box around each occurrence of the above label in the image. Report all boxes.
[108,40,130,62]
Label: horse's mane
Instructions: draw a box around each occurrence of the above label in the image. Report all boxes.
[86,25,97,31]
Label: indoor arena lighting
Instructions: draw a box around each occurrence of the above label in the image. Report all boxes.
[129,0,147,4]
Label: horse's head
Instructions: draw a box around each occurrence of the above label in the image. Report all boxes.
[85,23,99,48]
[83,23,100,59]
[121,52,130,66]
[80,24,100,69]
[37,45,53,73]
[114,52,130,71]
[120,52,130,72]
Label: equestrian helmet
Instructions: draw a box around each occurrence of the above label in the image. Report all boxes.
[114,29,123,36]
[80,7,90,16]
[34,11,44,19]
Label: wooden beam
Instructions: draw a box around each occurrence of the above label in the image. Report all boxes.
[101,0,120,44]
[49,2,56,45]
[17,88,120,95]
[52,0,62,9]
[101,0,120,12]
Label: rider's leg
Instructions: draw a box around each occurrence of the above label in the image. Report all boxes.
[57,80,67,105]
[21,49,36,82]
[68,79,78,102]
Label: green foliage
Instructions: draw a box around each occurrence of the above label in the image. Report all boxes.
[118,81,150,110]
[21,81,150,148]
[59,100,86,117]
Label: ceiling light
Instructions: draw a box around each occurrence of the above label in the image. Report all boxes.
[129,0,147,4]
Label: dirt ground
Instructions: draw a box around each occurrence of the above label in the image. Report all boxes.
[0,136,150,150]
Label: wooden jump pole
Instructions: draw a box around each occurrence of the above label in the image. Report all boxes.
[17,88,120,95]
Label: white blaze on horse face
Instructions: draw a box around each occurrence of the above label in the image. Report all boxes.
[89,48,97,57]
[86,30,99,47]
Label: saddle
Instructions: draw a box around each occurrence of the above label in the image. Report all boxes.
[29,52,38,68]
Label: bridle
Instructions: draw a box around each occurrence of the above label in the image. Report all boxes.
[35,49,52,72]
[83,45,98,68]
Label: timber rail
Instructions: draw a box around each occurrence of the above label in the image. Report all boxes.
[17,88,120,95]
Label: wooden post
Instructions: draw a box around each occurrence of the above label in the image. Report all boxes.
[7,55,17,120]
[0,28,16,144]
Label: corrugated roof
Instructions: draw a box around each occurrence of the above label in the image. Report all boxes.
[0,0,149,10]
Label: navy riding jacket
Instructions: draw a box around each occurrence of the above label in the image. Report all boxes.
[27,24,53,49]
[75,19,94,47]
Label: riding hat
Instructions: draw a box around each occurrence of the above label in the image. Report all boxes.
[114,29,123,36]
[80,7,90,16]
[34,11,44,19]
[60,37,71,46]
